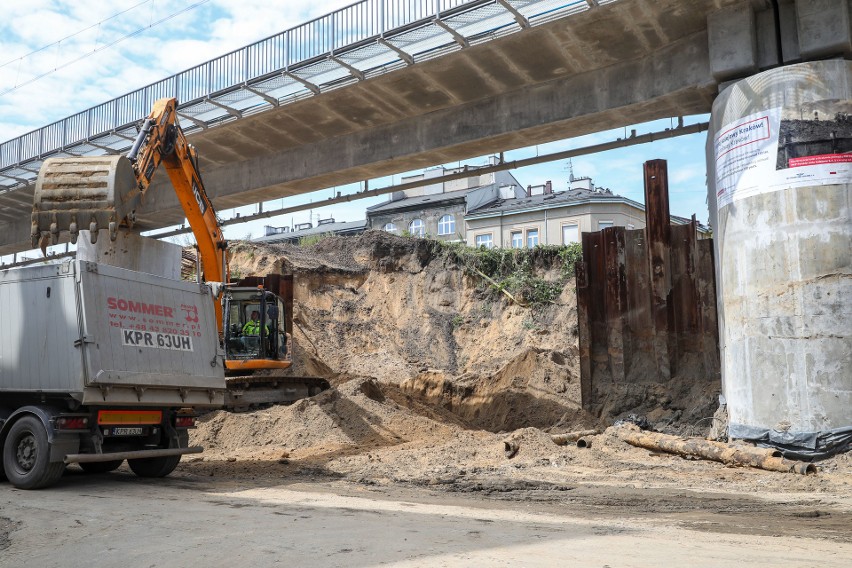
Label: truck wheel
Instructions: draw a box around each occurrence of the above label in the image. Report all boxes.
[128,431,187,478]
[128,455,181,478]
[2,416,65,489]
[80,460,124,474]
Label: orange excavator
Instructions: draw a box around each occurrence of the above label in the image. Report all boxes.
[32,97,328,409]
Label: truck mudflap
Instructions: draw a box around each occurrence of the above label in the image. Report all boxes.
[65,446,202,464]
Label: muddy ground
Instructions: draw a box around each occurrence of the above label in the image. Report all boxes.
[4,472,850,567]
[183,232,850,541]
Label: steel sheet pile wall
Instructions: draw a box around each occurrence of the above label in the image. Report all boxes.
[707,61,852,458]
[577,160,720,408]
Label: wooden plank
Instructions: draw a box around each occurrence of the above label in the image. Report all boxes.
[623,228,653,382]
[588,231,608,381]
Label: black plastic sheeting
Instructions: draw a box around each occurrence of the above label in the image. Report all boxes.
[729,423,852,461]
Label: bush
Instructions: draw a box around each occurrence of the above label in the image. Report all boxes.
[430,241,581,308]
[299,233,332,246]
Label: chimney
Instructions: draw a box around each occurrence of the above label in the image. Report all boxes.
[545,180,553,194]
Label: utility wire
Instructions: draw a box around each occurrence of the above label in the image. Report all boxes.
[0,0,152,69]
[0,0,211,97]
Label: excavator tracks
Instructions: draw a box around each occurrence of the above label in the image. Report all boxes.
[224,375,331,412]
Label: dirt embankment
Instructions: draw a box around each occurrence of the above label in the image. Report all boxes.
[190,232,850,497]
[227,232,591,432]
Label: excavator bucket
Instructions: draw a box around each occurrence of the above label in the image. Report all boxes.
[32,155,141,248]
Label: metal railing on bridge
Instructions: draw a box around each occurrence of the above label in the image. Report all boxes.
[0,0,615,192]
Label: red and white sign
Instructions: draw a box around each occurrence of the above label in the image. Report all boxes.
[106,296,204,340]
[715,107,852,210]
[788,153,852,168]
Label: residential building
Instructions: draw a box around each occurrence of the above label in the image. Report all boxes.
[366,161,524,241]
[465,176,706,248]
[255,169,707,248]
[255,218,367,244]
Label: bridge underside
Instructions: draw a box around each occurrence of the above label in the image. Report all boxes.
[0,0,733,254]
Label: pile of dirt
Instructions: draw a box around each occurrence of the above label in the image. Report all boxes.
[189,231,823,490]
[399,348,593,432]
[189,376,851,497]
[231,232,582,382]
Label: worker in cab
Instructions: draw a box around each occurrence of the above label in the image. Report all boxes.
[242,310,267,336]
[241,310,268,354]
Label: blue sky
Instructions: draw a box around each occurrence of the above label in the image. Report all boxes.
[0,0,711,254]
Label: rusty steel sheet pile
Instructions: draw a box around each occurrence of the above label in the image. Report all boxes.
[576,160,720,408]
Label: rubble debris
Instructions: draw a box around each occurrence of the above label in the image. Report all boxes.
[503,441,519,459]
[551,430,600,446]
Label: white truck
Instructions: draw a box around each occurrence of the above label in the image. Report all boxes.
[0,259,225,489]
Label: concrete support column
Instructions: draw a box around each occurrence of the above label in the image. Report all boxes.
[706,60,852,456]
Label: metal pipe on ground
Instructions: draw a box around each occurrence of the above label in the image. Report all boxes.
[551,430,600,446]
[613,424,817,475]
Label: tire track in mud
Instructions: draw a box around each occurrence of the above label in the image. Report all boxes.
[0,516,18,551]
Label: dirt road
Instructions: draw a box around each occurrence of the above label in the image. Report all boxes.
[2,467,850,567]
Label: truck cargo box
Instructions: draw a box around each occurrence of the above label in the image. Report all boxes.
[0,260,225,407]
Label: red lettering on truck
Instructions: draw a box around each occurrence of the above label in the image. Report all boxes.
[107,297,174,318]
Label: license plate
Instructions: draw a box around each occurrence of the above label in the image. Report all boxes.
[108,427,144,436]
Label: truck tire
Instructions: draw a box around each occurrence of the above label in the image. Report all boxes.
[128,454,181,478]
[127,431,187,478]
[2,416,65,490]
[80,460,124,474]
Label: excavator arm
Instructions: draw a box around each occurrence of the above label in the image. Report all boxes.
[127,98,228,287]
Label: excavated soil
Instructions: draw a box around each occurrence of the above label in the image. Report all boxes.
[188,232,851,512]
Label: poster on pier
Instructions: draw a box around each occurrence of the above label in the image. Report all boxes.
[714,101,852,209]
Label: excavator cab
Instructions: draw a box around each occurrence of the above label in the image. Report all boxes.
[224,292,286,359]
[222,275,293,374]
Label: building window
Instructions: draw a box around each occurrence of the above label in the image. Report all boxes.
[511,231,523,249]
[437,214,455,236]
[598,220,614,230]
[562,223,579,244]
[475,233,493,249]
[409,218,425,237]
[526,228,539,248]
[383,222,397,233]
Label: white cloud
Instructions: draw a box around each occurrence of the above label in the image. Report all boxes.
[0,0,355,138]
[670,164,704,185]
